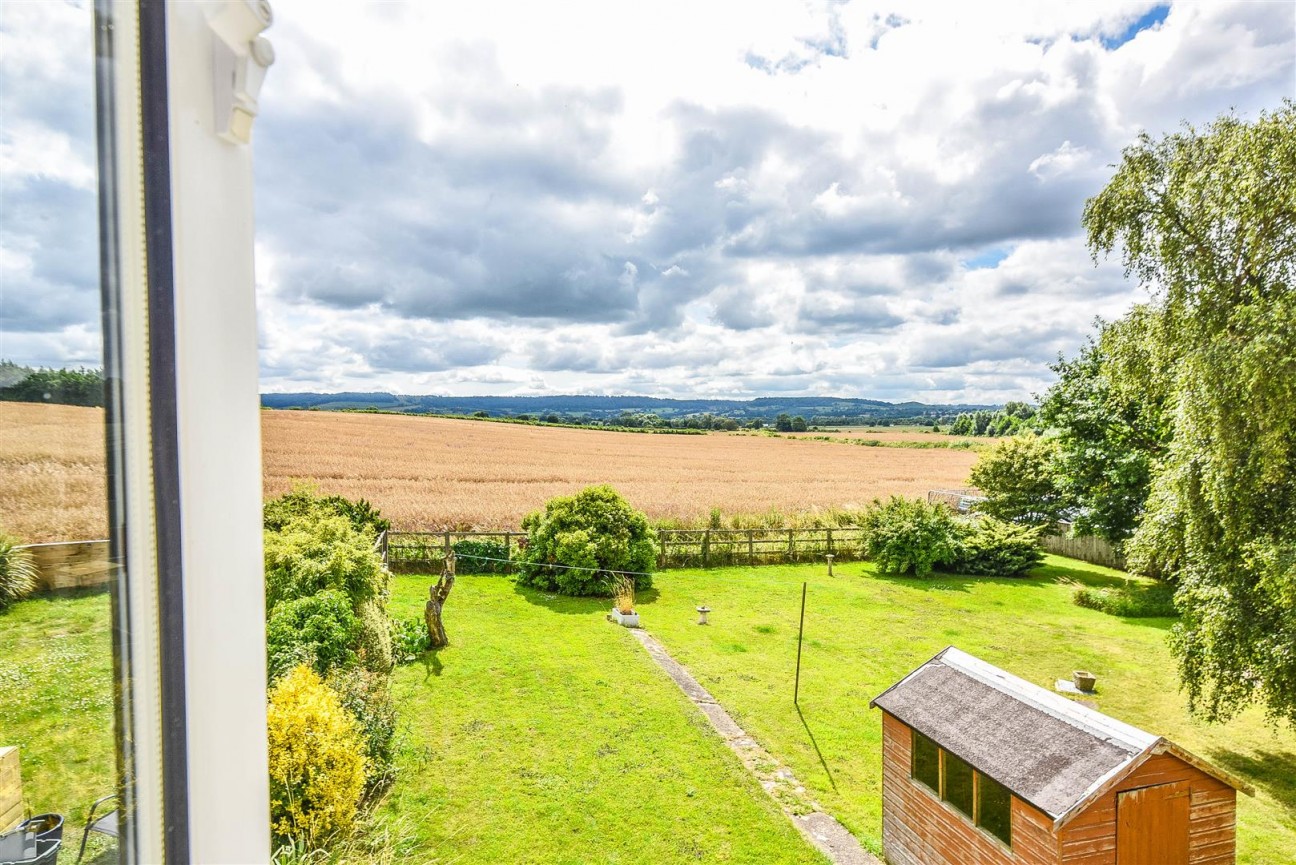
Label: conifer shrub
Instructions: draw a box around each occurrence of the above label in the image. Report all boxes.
[948,518,1044,576]
[267,665,367,847]
[515,485,656,595]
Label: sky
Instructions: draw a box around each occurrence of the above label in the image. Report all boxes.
[1,1,1292,404]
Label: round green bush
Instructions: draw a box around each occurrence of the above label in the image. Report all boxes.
[267,590,360,681]
[859,496,959,577]
[516,485,656,595]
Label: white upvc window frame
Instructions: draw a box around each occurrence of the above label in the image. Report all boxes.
[96,2,272,861]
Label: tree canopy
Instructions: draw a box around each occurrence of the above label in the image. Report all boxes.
[1080,101,1295,723]
[969,435,1069,528]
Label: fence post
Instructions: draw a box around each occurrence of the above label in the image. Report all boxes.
[788,528,794,562]
[504,531,512,572]
[826,527,833,556]
[748,529,755,565]
[443,530,451,561]
[659,533,667,569]
[703,529,710,569]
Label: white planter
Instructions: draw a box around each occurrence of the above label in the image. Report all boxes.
[610,608,640,628]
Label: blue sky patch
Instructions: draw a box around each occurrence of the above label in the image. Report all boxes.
[965,248,1011,270]
[1102,4,1169,50]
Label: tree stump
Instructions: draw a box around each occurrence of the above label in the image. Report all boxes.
[426,550,455,648]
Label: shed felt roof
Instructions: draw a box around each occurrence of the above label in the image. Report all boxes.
[871,647,1166,821]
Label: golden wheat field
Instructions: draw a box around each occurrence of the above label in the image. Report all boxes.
[1,402,980,542]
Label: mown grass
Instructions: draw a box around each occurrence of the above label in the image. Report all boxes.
[382,574,826,864]
[5,559,1293,864]
[636,557,1296,864]
[0,588,116,862]
[1,579,823,864]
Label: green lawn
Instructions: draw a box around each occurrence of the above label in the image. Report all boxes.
[0,588,116,862]
[382,574,826,864]
[635,556,1296,864]
[3,558,1293,864]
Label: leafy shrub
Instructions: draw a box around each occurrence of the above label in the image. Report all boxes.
[452,539,510,574]
[355,600,393,673]
[0,533,38,610]
[948,518,1044,576]
[266,591,360,681]
[516,485,656,595]
[390,616,429,663]
[265,486,391,538]
[264,513,388,611]
[326,667,399,795]
[1074,583,1178,618]
[267,665,367,847]
[859,496,959,577]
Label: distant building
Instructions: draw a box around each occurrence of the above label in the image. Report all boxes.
[870,647,1251,865]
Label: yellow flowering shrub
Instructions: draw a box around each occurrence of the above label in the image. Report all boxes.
[267,665,368,847]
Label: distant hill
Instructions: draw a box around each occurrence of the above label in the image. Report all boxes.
[259,392,997,426]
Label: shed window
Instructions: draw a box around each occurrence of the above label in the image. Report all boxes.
[943,750,975,817]
[911,730,940,793]
[908,727,1013,849]
[978,773,1013,846]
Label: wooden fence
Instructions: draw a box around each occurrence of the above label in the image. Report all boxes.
[1042,532,1126,571]
[385,530,523,574]
[655,527,866,568]
[383,527,863,573]
[18,540,117,592]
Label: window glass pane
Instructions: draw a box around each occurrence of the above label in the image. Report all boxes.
[0,3,122,862]
[911,729,940,793]
[942,750,974,818]
[977,772,1013,846]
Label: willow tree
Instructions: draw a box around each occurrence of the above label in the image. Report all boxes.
[1082,101,1296,723]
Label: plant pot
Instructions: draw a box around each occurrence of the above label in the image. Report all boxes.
[610,608,640,628]
[1073,671,1097,692]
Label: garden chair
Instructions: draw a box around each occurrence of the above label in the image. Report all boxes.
[75,796,118,864]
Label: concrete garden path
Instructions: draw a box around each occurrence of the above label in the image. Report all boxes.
[629,628,880,865]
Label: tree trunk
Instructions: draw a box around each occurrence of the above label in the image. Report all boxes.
[426,551,456,648]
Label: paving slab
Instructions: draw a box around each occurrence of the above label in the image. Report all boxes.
[629,628,880,865]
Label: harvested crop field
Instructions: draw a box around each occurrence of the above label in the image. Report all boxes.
[2,403,980,541]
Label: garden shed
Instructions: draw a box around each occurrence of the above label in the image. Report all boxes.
[870,647,1251,865]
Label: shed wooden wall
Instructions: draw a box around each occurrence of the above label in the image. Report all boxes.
[881,712,1059,865]
[1057,753,1236,865]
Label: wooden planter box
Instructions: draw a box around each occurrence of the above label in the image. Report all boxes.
[0,746,22,832]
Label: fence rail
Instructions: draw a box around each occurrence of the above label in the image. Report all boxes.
[383,527,864,573]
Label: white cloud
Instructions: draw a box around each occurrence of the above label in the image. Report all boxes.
[2,0,1292,405]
